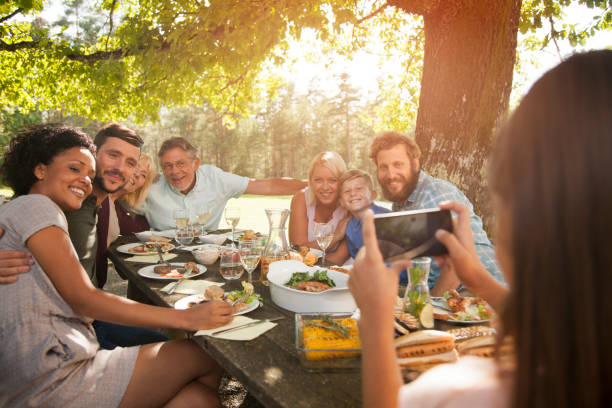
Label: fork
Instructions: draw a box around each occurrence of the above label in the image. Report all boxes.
[155,245,171,266]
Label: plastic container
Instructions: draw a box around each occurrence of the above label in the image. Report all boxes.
[295,313,361,371]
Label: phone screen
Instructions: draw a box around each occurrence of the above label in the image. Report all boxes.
[374,208,453,259]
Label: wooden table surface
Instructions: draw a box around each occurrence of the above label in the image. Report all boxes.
[108,235,363,408]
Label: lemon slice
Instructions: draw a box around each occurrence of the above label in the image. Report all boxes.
[420,303,434,329]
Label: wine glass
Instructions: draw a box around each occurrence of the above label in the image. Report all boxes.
[173,208,189,229]
[239,240,263,283]
[195,203,211,238]
[224,206,241,247]
[313,222,333,266]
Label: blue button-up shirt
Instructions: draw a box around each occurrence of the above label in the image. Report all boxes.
[393,171,504,289]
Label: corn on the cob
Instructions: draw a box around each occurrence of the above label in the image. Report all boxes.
[302,318,361,360]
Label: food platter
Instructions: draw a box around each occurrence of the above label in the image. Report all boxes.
[174,294,260,316]
[137,262,206,280]
[117,242,175,255]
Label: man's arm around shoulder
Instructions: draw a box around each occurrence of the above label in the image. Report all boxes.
[245,178,307,196]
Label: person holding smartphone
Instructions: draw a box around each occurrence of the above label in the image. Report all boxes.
[350,50,612,408]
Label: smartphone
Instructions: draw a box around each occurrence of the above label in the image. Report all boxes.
[374,208,453,259]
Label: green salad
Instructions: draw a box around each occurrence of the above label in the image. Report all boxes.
[285,270,336,288]
[226,282,263,304]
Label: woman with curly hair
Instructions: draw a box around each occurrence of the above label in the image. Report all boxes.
[0,125,233,407]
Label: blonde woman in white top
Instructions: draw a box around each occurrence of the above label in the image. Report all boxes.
[289,151,349,258]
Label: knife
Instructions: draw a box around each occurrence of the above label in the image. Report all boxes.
[211,316,285,336]
[167,264,194,294]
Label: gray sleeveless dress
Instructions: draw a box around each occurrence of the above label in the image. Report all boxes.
[0,194,139,407]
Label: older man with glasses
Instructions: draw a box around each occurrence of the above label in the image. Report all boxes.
[145,137,307,231]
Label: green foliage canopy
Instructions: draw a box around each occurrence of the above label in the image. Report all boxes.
[0,0,609,123]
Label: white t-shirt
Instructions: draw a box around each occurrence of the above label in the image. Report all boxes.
[398,357,511,408]
[144,164,249,231]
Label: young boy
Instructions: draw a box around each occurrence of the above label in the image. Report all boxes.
[339,169,389,260]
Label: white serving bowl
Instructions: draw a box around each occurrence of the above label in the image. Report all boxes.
[192,245,221,265]
[267,260,356,313]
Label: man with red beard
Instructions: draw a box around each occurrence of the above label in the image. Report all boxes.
[370,131,503,295]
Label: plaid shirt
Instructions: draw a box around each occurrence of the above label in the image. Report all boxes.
[393,171,504,289]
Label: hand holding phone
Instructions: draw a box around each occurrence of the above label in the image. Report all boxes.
[374,208,453,261]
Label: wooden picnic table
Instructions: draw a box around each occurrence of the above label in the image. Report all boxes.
[108,235,363,408]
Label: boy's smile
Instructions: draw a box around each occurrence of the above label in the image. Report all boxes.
[340,177,375,214]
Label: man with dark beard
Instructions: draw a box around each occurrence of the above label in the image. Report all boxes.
[65,123,142,288]
[64,123,170,349]
[369,131,503,295]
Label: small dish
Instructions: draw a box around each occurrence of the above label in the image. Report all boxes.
[193,245,221,265]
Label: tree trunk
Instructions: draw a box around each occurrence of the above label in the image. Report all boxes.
[391,0,522,233]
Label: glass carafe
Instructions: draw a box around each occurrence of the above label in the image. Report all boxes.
[260,208,290,285]
[401,257,434,329]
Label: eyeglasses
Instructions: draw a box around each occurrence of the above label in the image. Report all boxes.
[162,160,191,172]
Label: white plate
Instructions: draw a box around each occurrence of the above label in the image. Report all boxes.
[117,242,175,255]
[199,234,228,245]
[137,262,206,280]
[309,248,323,258]
[431,297,494,324]
[174,294,259,316]
[134,230,176,241]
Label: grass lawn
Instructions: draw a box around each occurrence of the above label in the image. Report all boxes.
[218,195,292,233]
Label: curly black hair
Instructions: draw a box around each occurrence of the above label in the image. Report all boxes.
[1,124,96,196]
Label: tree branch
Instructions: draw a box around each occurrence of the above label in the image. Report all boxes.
[386,0,441,16]
[0,8,22,24]
[0,39,40,51]
[356,2,389,25]
[548,16,562,61]
[105,0,117,51]
[66,48,129,61]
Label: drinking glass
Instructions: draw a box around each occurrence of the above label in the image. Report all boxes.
[173,208,189,229]
[175,225,195,246]
[219,248,243,280]
[195,203,211,238]
[313,222,333,266]
[239,240,263,283]
[224,206,241,247]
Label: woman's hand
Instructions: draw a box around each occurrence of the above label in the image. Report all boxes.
[184,300,234,330]
[349,210,409,319]
[330,215,349,247]
[435,201,508,309]
[349,210,405,408]
[434,201,486,289]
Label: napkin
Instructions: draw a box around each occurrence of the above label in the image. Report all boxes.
[195,316,277,341]
[160,279,224,295]
[125,253,178,263]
